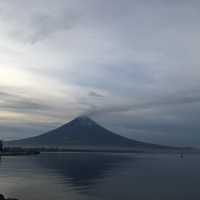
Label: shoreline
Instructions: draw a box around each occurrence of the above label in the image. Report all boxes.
[0,151,40,156]
[0,194,18,200]
[1,146,198,156]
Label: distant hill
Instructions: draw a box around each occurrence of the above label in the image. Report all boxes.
[6,116,189,150]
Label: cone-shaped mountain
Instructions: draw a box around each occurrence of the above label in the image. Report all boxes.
[7,116,180,149]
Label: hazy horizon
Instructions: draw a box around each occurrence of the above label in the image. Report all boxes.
[1,0,200,146]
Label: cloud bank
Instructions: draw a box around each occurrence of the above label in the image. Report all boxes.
[0,0,200,146]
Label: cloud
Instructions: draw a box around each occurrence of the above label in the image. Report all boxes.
[0,91,49,113]
[10,13,78,44]
[85,90,200,117]
[88,91,104,98]
[0,1,79,44]
[0,0,200,146]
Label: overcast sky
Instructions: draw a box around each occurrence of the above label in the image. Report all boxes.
[0,0,200,146]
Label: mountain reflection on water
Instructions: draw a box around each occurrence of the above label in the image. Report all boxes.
[1,153,200,200]
[36,153,133,190]
[0,152,135,200]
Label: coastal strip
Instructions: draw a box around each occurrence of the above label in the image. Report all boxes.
[0,194,18,200]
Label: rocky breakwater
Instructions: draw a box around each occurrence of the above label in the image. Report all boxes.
[0,194,19,200]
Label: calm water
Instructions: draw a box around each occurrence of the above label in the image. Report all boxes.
[1,153,200,200]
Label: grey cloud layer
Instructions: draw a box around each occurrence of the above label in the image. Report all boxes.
[0,91,49,112]
[0,0,200,146]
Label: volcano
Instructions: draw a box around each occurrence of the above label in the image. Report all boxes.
[6,116,184,150]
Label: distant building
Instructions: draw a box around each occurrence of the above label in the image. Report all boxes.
[0,140,3,152]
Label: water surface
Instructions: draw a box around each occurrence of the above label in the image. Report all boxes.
[0,153,200,200]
